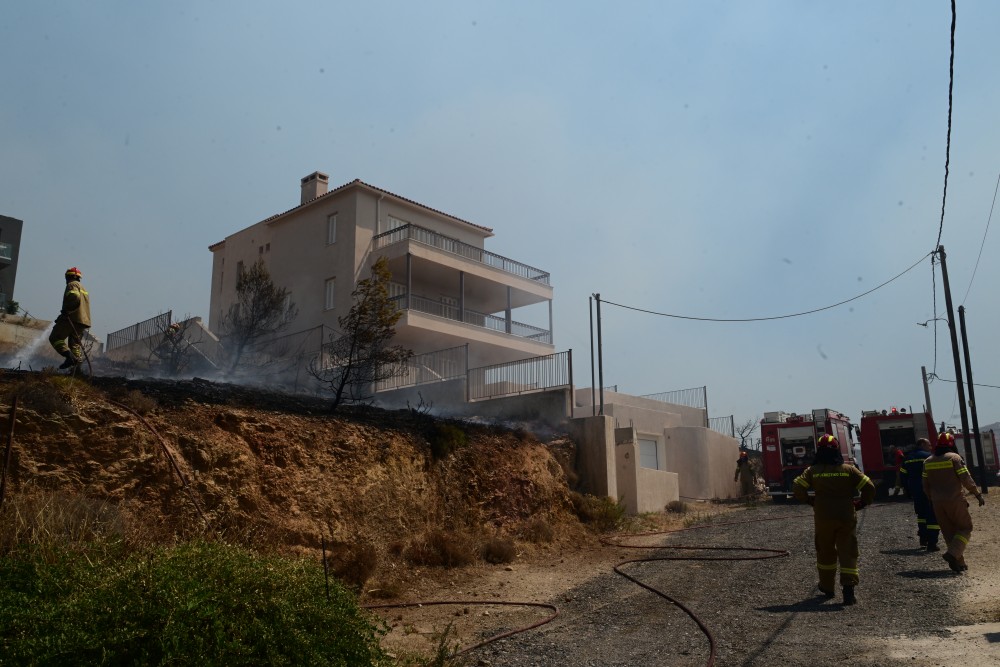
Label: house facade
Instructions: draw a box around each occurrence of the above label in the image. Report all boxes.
[0,214,24,310]
[208,172,555,371]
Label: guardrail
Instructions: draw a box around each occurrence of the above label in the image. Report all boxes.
[641,386,708,410]
[709,415,735,437]
[467,350,571,401]
[392,293,552,344]
[376,344,468,392]
[106,311,172,351]
[373,223,550,284]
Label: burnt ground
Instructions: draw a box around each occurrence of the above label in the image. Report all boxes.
[2,370,997,666]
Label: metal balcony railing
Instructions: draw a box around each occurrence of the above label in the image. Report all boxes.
[373,223,550,284]
[392,293,552,344]
[0,243,11,261]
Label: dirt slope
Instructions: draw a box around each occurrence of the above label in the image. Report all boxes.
[0,372,589,598]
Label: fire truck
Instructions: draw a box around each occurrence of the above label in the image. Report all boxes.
[761,409,855,499]
[857,407,936,497]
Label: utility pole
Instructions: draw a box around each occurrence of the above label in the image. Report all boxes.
[921,366,934,422]
[594,293,605,416]
[958,306,988,494]
[936,246,974,465]
[589,296,596,417]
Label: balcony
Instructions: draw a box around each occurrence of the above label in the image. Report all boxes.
[373,223,550,285]
[0,243,11,262]
[391,293,551,344]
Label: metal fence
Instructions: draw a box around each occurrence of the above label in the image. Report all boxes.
[373,223,551,284]
[392,293,552,344]
[376,344,468,392]
[106,311,171,351]
[709,415,735,437]
[640,386,708,410]
[468,350,572,401]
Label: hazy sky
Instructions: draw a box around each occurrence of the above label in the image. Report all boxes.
[3,1,998,430]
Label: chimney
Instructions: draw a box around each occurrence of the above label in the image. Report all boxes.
[300,171,330,204]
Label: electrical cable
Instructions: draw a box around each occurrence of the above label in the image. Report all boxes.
[600,251,931,323]
[927,374,1000,391]
[935,0,956,250]
[960,170,1000,305]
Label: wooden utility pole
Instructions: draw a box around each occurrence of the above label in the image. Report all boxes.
[958,305,988,494]
[936,246,974,465]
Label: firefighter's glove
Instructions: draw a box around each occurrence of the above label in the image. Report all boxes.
[977,495,985,507]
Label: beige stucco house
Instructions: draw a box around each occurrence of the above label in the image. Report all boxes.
[208,172,555,372]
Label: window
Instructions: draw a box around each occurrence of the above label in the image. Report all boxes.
[638,438,659,470]
[326,214,337,245]
[324,278,336,310]
[236,261,244,278]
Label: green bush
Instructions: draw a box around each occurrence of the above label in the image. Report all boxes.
[569,492,626,532]
[0,540,391,666]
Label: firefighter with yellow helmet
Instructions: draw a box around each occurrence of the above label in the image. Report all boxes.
[734,451,756,498]
[793,433,875,605]
[922,431,984,572]
[48,267,91,369]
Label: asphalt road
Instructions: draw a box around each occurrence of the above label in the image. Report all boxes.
[474,499,998,667]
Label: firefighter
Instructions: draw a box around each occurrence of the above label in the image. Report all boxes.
[899,438,939,551]
[793,434,875,605]
[889,445,906,498]
[922,432,985,573]
[48,267,91,369]
[734,451,756,497]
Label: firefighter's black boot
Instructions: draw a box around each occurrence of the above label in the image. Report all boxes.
[57,352,79,370]
[842,587,856,606]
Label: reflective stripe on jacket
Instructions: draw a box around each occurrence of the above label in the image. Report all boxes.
[793,463,875,521]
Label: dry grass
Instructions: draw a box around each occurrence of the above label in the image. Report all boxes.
[404,529,477,568]
[115,388,158,415]
[0,489,124,553]
[666,500,688,514]
[480,536,517,564]
[326,539,379,592]
[521,517,555,543]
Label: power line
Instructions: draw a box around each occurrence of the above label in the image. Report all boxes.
[601,251,932,323]
[927,374,1000,391]
[960,169,1000,304]
[935,0,956,249]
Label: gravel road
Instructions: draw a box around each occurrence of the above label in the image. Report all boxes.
[471,499,999,667]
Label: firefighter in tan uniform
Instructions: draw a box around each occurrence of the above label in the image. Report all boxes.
[734,451,756,498]
[48,267,91,369]
[922,432,985,572]
[793,434,875,605]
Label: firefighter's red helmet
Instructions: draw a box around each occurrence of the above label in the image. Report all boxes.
[739,451,748,459]
[817,434,840,450]
[65,267,82,280]
[938,432,956,448]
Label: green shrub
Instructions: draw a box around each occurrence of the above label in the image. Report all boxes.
[570,492,626,532]
[0,540,391,666]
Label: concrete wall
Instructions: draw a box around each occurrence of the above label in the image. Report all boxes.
[615,426,679,514]
[567,415,617,500]
[574,388,707,428]
[664,426,741,501]
[374,382,572,428]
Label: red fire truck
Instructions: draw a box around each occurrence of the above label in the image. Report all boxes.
[857,407,937,497]
[761,409,855,499]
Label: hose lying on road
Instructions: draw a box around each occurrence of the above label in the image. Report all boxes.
[602,514,805,667]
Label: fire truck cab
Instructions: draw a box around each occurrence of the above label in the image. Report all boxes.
[857,407,936,497]
[761,409,855,500]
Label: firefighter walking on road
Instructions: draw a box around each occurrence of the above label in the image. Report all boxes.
[923,432,985,573]
[48,267,91,370]
[900,438,940,551]
[793,434,876,605]
[734,451,756,498]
